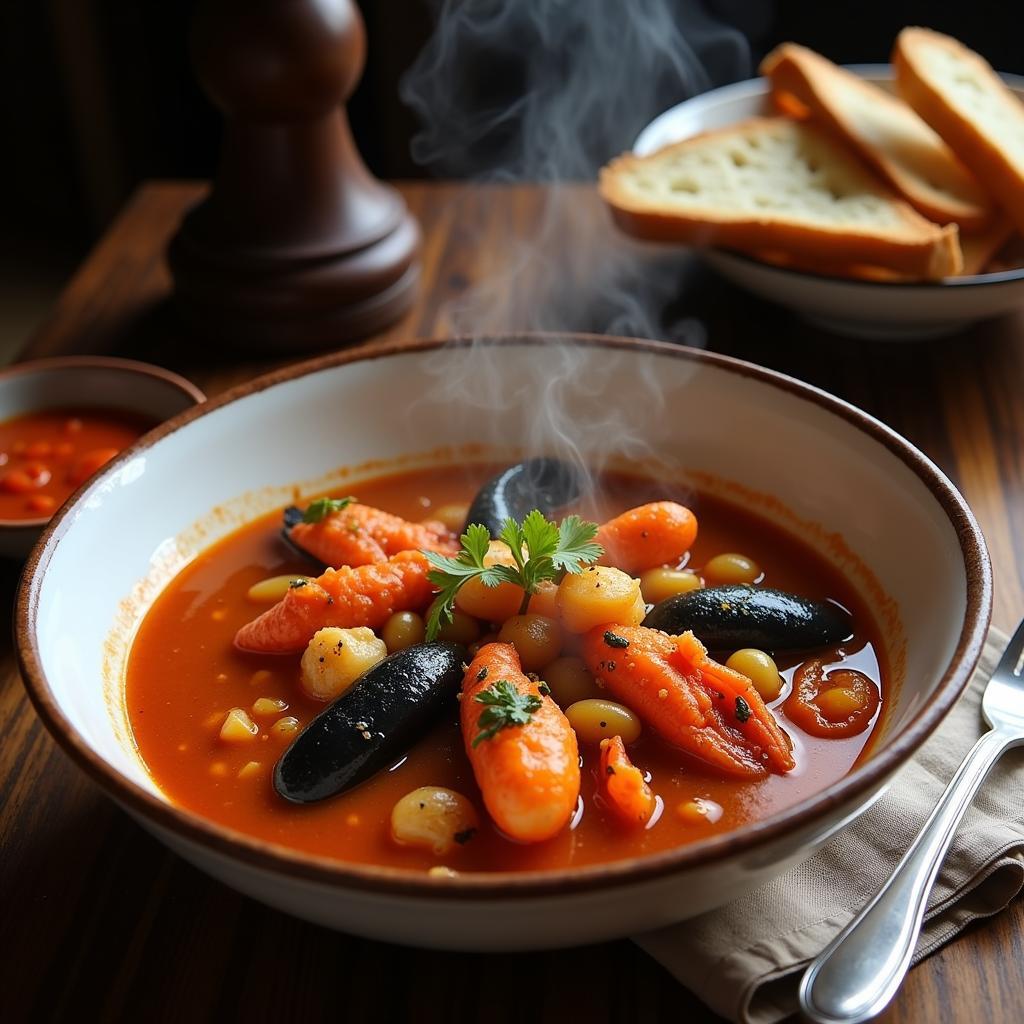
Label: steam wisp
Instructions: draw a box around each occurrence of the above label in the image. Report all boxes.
[400,0,753,494]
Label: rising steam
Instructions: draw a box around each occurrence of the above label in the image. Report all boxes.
[399,0,752,487]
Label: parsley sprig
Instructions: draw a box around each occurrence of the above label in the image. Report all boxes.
[422,510,603,640]
[472,680,543,747]
[301,496,357,524]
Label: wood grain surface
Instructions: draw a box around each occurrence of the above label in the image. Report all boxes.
[3,182,1023,1022]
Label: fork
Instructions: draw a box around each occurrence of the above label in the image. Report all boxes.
[799,619,1024,1024]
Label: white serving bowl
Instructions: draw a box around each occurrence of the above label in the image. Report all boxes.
[17,336,990,950]
[633,67,1024,340]
[0,357,205,559]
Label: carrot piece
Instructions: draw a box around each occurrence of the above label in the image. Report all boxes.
[289,503,458,568]
[599,735,656,827]
[461,643,580,843]
[580,625,794,778]
[234,550,437,654]
[596,501,697,574]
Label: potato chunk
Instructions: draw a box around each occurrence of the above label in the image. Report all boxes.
[300,626,387,701]
[557,565,645,634]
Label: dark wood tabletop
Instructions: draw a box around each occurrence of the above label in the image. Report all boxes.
[3,181,1022,1023]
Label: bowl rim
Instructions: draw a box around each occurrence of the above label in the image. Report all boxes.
[633,64,1024,290]
[0,355,206,530]
[15,334,993,899]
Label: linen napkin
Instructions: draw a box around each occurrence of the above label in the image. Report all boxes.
[635,627,1024,1024]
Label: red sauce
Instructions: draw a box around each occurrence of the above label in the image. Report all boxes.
[0,407,153,520]
[125,465,888,874]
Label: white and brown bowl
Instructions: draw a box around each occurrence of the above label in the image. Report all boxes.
[633,67,1024,340]
[16,335,990,949]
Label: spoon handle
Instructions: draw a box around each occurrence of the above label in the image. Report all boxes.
[799,726,1016,1024]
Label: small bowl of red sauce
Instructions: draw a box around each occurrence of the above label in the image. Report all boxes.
[0,357,204,558]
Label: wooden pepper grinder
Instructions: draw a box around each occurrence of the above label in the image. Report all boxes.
[168,0,420,350]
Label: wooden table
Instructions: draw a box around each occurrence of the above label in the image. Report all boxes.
[3,182,1022,1022]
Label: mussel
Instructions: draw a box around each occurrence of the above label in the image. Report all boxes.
[463,457,586,536]
[274,641,467,803]
[642,585,853,651]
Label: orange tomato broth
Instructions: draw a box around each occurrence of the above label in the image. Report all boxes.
[0,407,154,520]
[125,464,887,873]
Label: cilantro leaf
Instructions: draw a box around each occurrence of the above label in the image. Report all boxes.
[421,510,604,641]
[472,680,543,747]
[301,496,357,524]
[554,515,603,574]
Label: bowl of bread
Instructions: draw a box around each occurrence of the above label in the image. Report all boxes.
[601,28,1024,339]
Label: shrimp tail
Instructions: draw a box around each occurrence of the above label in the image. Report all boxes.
[234,550,436,654]
[581,625,794,778]
[288,502,458,569]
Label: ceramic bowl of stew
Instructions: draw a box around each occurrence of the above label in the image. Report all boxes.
[0,356,205,558]
[16,335,990,950]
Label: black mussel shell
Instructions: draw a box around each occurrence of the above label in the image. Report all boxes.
[463,457,586,536]
[274,641,467,804]
[642,585,853,650]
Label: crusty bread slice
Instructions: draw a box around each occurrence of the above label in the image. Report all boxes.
[894,28,1024,234]
[752,218,1011,281]
[599,118,962,279]
[761,43,991,229]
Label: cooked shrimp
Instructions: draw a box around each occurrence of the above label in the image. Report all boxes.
[289,502,458,568]
[461,642,580,843]
[580,625,794,778]
[234,550,436,654]
[596,501,697,574]
[599,735,657,827]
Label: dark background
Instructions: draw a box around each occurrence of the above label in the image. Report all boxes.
[2,0,1022,267]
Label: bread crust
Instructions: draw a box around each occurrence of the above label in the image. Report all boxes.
[762,43,991,230]
[894,27,1024,234]
[599,118,962,279]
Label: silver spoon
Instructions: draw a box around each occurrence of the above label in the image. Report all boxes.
[800,619,1024,1024]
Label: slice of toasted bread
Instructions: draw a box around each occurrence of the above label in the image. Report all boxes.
[752,218,1011,282]
[599,118,962,279]
[894,27,1024,234]
[761,43,991,229]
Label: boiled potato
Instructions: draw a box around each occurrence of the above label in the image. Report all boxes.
[300,626,387,701]
[557,565,645,634]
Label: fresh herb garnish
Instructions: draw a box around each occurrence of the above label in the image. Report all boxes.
[288,578,309,589]
[422,510,602,641]
[537,681,551,696]
[472,680,543,747]
[603,630,629,649]
[735,696,752,723]
[301,496,357,524]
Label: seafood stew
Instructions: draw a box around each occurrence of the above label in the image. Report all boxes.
[126,462,887,875]
[0,407,153,521]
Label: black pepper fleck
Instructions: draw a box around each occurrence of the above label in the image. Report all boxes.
[603,630,630,649]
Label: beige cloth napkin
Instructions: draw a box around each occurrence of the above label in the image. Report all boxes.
[635,627,1024,1024]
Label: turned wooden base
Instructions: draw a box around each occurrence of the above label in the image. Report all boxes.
[169,195,421,351]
